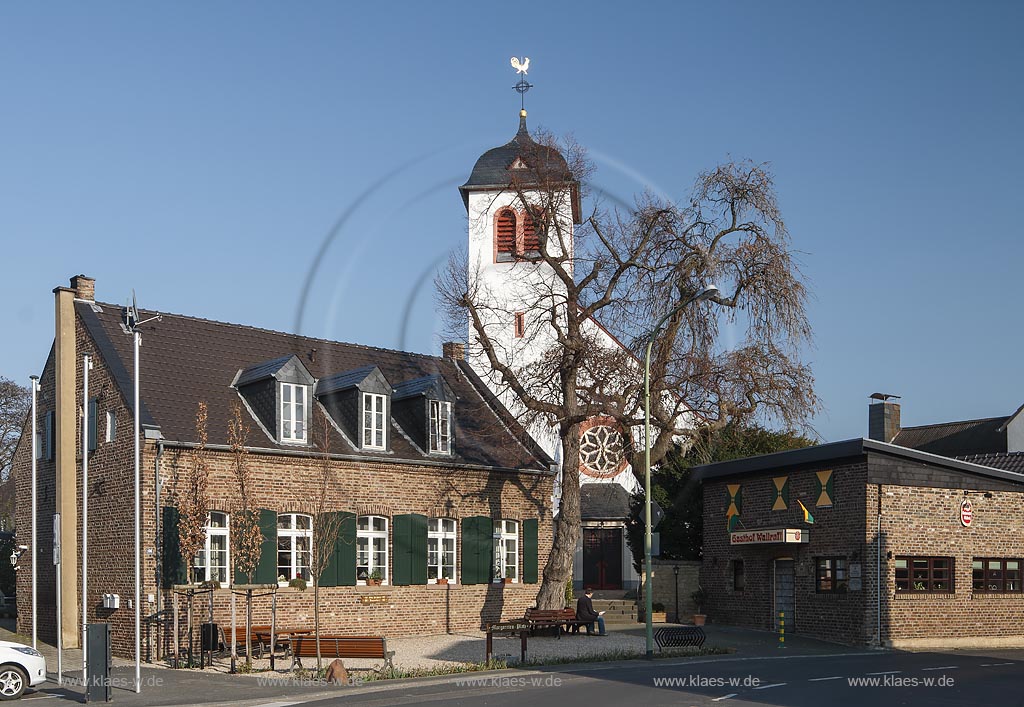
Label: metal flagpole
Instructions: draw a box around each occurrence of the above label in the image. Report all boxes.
[82,355,91,685]
[134,330,141,693]
[29,375,38,651]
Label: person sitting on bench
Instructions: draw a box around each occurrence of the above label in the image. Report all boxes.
[576,588,606,636]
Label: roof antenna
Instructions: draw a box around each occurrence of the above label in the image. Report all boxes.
[511,56,532,113]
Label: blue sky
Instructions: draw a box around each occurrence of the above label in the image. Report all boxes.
[2,1,1021,442]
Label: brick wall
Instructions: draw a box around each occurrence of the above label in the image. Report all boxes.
[15,308,555,658]
[642,559,700,622]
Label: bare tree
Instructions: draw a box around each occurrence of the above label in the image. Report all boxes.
[177,402,210,582]
[228,402,262,667]
[0,378,30,530]
[438,132,817,607]
[303,411,343,672]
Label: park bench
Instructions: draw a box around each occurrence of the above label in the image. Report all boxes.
[289,635,395,672]
[524,608,588,637]
[217,624,275,658]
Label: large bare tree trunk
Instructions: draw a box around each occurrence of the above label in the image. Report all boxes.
[536,428,581,609]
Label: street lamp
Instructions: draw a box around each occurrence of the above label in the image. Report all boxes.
[643,284,719,658]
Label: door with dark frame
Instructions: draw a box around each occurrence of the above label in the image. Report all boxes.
[582,527,623,590]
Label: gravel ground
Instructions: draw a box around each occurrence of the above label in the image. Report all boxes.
[157,625,669,675]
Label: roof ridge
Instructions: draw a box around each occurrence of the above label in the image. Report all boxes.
[94,300,447,364]
[899,415,1010,431]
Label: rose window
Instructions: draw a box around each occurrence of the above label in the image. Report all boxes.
[579,424,626,477]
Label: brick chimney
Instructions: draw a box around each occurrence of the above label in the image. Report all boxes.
[868,393,901,443]
[70,274,95,301]
[442,342,465,361]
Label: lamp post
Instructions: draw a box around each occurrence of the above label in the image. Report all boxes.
[643,285,719,658]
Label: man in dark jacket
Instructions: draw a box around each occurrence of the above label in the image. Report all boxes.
[576,588,606,636]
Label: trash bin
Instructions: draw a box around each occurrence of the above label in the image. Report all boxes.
[200,622,220,653]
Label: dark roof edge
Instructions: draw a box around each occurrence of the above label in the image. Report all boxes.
[693,437,1024,485]
[77,302,159,428]
[155,439,553,477]
[898,415,1009,432]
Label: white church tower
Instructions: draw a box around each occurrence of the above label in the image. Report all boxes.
[457,65,643,591]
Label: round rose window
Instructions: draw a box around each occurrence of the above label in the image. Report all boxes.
[579,418,628,479]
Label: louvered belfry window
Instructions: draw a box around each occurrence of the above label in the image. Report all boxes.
[495,209,516,258]
[522,209,543,253]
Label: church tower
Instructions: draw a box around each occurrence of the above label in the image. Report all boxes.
[458,108,581,460]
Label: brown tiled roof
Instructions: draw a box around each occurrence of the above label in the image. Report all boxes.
[891,416,1008,457]
[957,452,1024,474]
[78,301,550,472]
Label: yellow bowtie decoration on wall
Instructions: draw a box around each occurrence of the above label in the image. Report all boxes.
[726,483,742,530]
[772,476,789,511]
[816,470,834,507]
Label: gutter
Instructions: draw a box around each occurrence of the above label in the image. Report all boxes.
[154,439,553,477]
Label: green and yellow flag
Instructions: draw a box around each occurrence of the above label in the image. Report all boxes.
[726,484,742,530]
[797,499,815,524]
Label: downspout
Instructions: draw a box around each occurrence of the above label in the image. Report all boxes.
[155,440,164,612]
[876,483,882,647]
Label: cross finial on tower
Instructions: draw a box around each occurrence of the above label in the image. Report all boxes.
[511,56,533,112]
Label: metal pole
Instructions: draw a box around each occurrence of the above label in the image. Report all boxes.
[29,375,38,651]
[642,285,718,659]
[82,354,91,685]
[134,330,141,692]
[55,513,62,685]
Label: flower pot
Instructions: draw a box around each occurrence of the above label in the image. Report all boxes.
[367,579,382,586]
[436,578,449,585]
[502,578,514,585]
[651,611,667,623]
[692,613,707,626]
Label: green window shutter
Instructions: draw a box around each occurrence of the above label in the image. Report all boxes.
[322,512,357,587]
[409,514,427,585]
[254,509,278,584]
[318,512,339,587]
[87,399,98,452]
[393,514,411,586]
[161,506,186,589]
[45,412,54,461]
[522,518,539,584]
[461,516,492,585]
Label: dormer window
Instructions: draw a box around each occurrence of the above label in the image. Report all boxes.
[362,392,387,450]
[280,383,308,443]
[429,400,452,454]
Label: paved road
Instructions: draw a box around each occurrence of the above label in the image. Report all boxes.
[290,650,1023,707]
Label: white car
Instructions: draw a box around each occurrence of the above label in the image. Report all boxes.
[0,642,45,700]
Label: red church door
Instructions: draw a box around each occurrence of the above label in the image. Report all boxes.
[583,528,623,590]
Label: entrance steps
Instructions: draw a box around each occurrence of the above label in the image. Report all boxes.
[591,598,638,625]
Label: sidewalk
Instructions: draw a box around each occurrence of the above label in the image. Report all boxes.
[0,620,867,705]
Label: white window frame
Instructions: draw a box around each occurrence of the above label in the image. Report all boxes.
[493,519,518,583]
[279,382,308,444]
[428,518,457,583]
[357,515,389,584]
[362,392,386,450]
[105,410,116,443]
[429,400,452,454]
[277,513,312,584]
[194,511,230,584]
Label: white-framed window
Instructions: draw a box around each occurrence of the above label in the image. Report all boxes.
[193,511,230,584]
[280,383,308,443]
[362,393,386,450]
[277,513,312,583]
[357,515,388,583]
[105,410,116,443]
[429,400,452,454]
[493,519,518,582]
[428,518,457,583]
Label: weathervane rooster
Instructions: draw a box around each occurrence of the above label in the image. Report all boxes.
[510,56,530,75]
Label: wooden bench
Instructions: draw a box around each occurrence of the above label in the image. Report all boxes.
[218,624,274,658]
[289,635,395,672]
[524,608,588,637]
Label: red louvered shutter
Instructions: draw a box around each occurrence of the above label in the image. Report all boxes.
[522,209,543,253]
[495,209,516,257]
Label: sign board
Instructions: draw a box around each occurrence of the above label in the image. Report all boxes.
[652,532,660,558]
[960,498,973,527]
[729,528,808,545]
[52,514,61,565]
[359,594,390,606]
[651,500,665,529]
